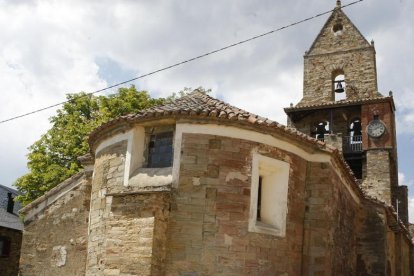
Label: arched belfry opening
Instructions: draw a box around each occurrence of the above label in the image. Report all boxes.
[332,21,344,36]
[347,118,362,148]
[349,118,362,138]
[312,121,330,141]
[333,70,346,101]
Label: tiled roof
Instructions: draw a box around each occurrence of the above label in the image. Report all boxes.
[285,96,394,112]
[89,90,326,149]
[88,90,363,197]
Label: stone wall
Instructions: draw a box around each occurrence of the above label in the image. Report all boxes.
[86,130,374,275]
[106,193,170,275]
[396,186,409,226]
[164,133,308,275]
[86,140,127,275]
[399,234,412,276]
[86,139,171,276]
[303,50,377,105]
[301,9,378,106]
[0,227,22,276]
[19,174,91,276]
[302,162,360,275]
[356,202,413,276]
[362,150,392,204]
[356,203,386,275]
[16,120,412,275]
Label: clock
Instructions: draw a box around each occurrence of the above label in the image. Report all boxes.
[367,120,386,138]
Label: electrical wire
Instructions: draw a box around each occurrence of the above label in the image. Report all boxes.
[0,0,364,125]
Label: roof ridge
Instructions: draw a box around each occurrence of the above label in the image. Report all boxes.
[0,184,20,195]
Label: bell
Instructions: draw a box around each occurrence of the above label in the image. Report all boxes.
[335,81,344,93]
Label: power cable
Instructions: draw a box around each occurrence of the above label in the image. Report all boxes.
[0,0,364,125]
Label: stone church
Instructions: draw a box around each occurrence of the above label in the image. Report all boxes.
[18,2,413,275]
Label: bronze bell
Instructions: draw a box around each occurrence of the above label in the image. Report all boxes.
[335,81,344,93]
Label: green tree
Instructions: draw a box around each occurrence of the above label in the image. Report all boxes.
[15,86,165,205]
[168,86,211,100]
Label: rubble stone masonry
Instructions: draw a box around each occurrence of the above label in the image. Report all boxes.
[362,150,392,204]
[18,123,413,275]
[301,9,378,106]
[19,174,91,276]
[86,140,127,275]
[164,133,308,275]
[86,139,171,275]
[302,162,360,275]
[0,227,22,276]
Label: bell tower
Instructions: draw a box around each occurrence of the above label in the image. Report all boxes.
[300,0,380,106]
[285,1,408,224]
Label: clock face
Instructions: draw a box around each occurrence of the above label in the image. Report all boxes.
[367,120,386,138]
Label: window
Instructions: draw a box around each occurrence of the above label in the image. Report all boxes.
[147,132,173,168]
[0,237,11,257]
[7,193,14,214]
[257,176,263,221]
[249,154,290,237]
[314,121,329,141]
[349,118,362,137]
[332,22,344,36]
[349,118,362,149]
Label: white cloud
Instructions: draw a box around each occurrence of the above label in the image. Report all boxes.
[399,172,414,188]
[1,0,414,190]
[0,1,107,187]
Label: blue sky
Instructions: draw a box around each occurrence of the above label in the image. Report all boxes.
[0,0,413,218]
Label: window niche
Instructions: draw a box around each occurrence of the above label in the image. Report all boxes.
[314,121,330,141]
[333,71,346,101]
[349,118,362,138]
[125,125,175,189]
[249,154,290,237]
[332,22,344,36]
[7,193,14,214]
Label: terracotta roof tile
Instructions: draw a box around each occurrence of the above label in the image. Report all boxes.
[90,90,359,153]
[284,96,395,112]
[89,90,280,142]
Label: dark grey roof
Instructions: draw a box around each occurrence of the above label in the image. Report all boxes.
[0,208,23,231]
[0,184,23,230]
[0,184,20,195]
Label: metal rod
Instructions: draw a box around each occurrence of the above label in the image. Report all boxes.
[330,110,333,134]
[396,199,399,221]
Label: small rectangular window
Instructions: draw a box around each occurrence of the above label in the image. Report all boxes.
[147,132,173,168]
[257,176,262,221]
[249,154,290,237]
[7,193,14,214]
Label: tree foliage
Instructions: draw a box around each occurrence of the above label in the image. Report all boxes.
[15,86,165,205]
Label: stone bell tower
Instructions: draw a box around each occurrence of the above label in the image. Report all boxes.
[285,1,408,224]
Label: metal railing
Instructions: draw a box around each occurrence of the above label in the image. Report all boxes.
[343,135,362,153]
